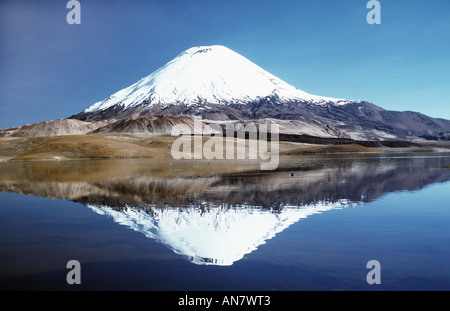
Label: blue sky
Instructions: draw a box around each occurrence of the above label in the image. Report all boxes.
[1,0,449,128]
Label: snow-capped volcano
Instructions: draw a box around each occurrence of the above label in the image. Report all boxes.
[71,45,450,140]
[84,45,343,113]
[75,45,351,121]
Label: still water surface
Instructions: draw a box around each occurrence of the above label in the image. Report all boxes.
[0,155,450,290]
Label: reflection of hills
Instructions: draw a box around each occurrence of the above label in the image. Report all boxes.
[1,156,450,265]
[1,157,449,209]
[208,158,450,208]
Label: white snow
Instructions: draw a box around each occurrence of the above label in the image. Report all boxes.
[84,45,347,113]
[86,199,356,266]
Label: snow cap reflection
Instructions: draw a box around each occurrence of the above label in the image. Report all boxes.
[87,200,355,266]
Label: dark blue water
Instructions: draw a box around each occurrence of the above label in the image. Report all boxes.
[0,155,450,291]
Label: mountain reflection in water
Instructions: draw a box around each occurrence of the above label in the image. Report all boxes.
[1,155,450,265]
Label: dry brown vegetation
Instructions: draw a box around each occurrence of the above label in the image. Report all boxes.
[0,134,172,161]
[0,133,387,162]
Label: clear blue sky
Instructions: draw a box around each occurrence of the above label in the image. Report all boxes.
[1,0,449,128]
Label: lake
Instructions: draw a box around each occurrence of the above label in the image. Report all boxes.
[1,154,450,291]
